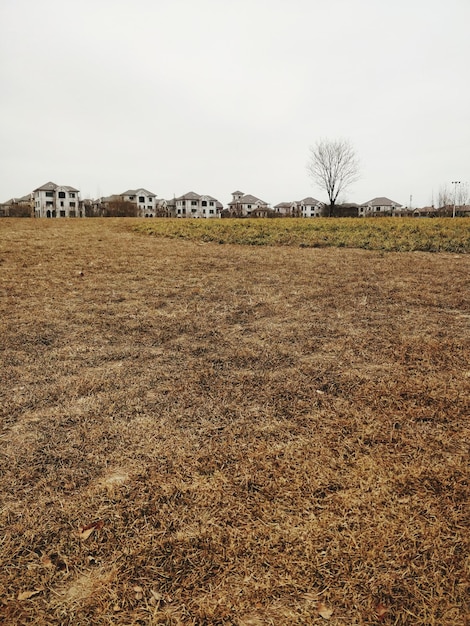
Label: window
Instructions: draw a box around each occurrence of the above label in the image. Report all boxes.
[45,191,53,197]
[203,208,206,213]
[209,201,214,206]
[129,196,135,201]
[46,201,53,207]
[202,200,207,207]
[147,206,152,210]
[139,196,145,203]
[148,197,154,203]
[182,208,186,214]
[60,201,64,207]
[209,209,214,214]
[182,200,186,206]
[60,210,66,217]
[191,208,197,213]
[247,204,252,209]
[191,200,197,206]
[376,207,380,211]
[177,209,181,214]
[69,192,75,198]
[70,202,76,208]
[58,191,66,198]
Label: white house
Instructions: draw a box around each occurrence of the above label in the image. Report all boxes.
[274,197,324,217]
[273,201,295,216]
[173,192,222,218]
[33,182,81,218]
[299,197,324,217]
[227,191,270,217]
[120,188,158,217]
[359,197,402,216]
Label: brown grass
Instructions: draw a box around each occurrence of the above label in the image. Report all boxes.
[1,218,469,625]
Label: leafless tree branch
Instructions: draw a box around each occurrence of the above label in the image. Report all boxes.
[307,139,360,216]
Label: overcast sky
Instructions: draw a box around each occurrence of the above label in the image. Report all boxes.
[1,0,469,208]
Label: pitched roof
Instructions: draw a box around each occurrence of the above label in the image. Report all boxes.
[34,181,58,191]
[361,197,402,207]
[274,202,293,209]
[299,196,322,205]
[33,182,79,193]
[228,193,268,205]
[173,192,221,203]
[174,191,202,201]
[4,194,32,203]
[121,188,156,197]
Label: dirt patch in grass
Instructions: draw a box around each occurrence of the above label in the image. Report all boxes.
[1,218,469,624]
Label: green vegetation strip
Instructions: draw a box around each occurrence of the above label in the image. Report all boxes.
[134,218,470,253]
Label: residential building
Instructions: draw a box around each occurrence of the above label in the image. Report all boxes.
[33,182,82,218]
[227,191,270,217]
[120,188,159,217]
[299,197,325,217]
[274,197,324,217]
[359,197,402,217]
[273,201,295,216]
[172,192,222,218]
[0,194,33,217]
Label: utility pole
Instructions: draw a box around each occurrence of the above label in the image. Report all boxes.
[452,181,461,218]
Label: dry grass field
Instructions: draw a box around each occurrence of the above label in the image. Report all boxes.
[1,218,469,625]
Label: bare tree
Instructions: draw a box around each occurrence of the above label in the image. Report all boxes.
[307,139,360,217]
[438,184,452,209]
[456,182,469,207]
[438,182,468,211]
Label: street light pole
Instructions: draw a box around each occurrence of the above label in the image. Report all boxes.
[452,181,461,218]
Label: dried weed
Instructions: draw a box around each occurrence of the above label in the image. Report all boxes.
[0,219,468,624]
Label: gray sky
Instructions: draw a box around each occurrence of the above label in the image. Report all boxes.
[1,0,469,208]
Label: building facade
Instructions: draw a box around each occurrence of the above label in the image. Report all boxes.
[33,182,81,218]
[359,197,402,216]
[120,189,159,217]
[0,194,33,217]
[172,192,222,218]
[274,197,324,217]
[227,191,270,217]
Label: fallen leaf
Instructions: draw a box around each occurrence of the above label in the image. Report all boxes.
[376,602,388,620]
[78,527,95,541]
[18,589,43,601]
[78,520,105,540]
[317,601,334,619]
[133,585,143,600]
